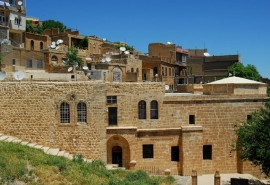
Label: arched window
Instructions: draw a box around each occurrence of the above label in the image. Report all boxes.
[60,102,70,123]
[150,100,158,119]
[30,40,34,50]
[40,42,43,50]
[112,67,122,82]
[77,102,87,123]
[138,100,146,119]
[51,55,58,62]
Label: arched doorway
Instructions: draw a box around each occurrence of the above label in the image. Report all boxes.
[112,146,122,167]
[107,135,130,169]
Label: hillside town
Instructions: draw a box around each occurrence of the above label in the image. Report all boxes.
[0,1,269,184]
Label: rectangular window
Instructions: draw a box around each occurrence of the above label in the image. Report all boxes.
[107,96,117,104]
[37,60,43,69]
[247,115,252,121]
[15,17,21,25]
[12,59,16,65]
[189,115,195,124]
[171,146,179,161]
[26,59,32,68]
[108,107,117,125]
[143,144,153,158]
[203,145,212,160]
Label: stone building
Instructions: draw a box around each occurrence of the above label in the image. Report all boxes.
[140,42,188,91]
[0,76,268,178]
[187,49,240,83]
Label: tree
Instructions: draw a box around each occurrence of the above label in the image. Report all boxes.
[26,20,66,34]
[78,37,88,50]
[227,63,261,82]
[65,46,83,69]
[234,100,270,176]
[41,20,66,33]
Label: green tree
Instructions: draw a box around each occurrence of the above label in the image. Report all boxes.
[26,20,66,34]
[78,37,88,50]
[26,20,43,34]
[65,46,83,69]
[227,63,261,81]
[41,20,66,33]
[234,100,270,176]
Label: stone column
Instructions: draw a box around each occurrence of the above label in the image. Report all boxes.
[164,169,171,176]
[129,160,136,171]
[191,170,197,185]
[214,171,220,185]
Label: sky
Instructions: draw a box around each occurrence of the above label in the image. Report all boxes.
[26,0,270,78]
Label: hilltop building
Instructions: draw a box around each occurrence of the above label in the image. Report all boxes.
[0,2,268,180]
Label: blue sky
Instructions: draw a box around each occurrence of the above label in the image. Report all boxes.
[27,0,270,78]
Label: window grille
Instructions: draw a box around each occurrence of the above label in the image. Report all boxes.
[60,102,70,123]
[77,102,87,122]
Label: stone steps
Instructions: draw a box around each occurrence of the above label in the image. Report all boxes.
[0,132,123,170]
[0,132,73,159]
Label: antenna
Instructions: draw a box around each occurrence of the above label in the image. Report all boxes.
[0,71,6,81]
[13,70,24,81]
[68,67,73,72]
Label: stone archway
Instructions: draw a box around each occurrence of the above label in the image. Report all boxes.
[107,135,130,169]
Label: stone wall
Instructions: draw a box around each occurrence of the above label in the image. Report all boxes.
[0,81,268,177]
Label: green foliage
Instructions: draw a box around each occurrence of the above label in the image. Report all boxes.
[78,37,88,49]
[41,20,66,33]
[0,141,174,184]
[65,46,84,68]
[26,19,66,34]
[115,44,134,51]
[227,63,261,81]
[235,102,270,176]
[26,20,43,34]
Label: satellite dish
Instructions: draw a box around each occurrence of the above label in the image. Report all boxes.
[101,58,106,63]
[52,41,55,45]
[203,52,211,57]
[120,47,126,51]
[83,66,89,70]
[55,46,60,50]
[50,45,56,49]
[1,39,9,44]
[62,60,66,64]
[0,71,6,81]
[18,1,22,5]
[68,67,73,72]
[10,16,15,21]
[103,38,106,41]
[105,57,111,62]
[124,50,130,55]
[56,40,60,45]
[165,85,169,91]
[14,70,24,81]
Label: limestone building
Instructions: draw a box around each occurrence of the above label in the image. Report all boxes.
[0,76,268,178]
